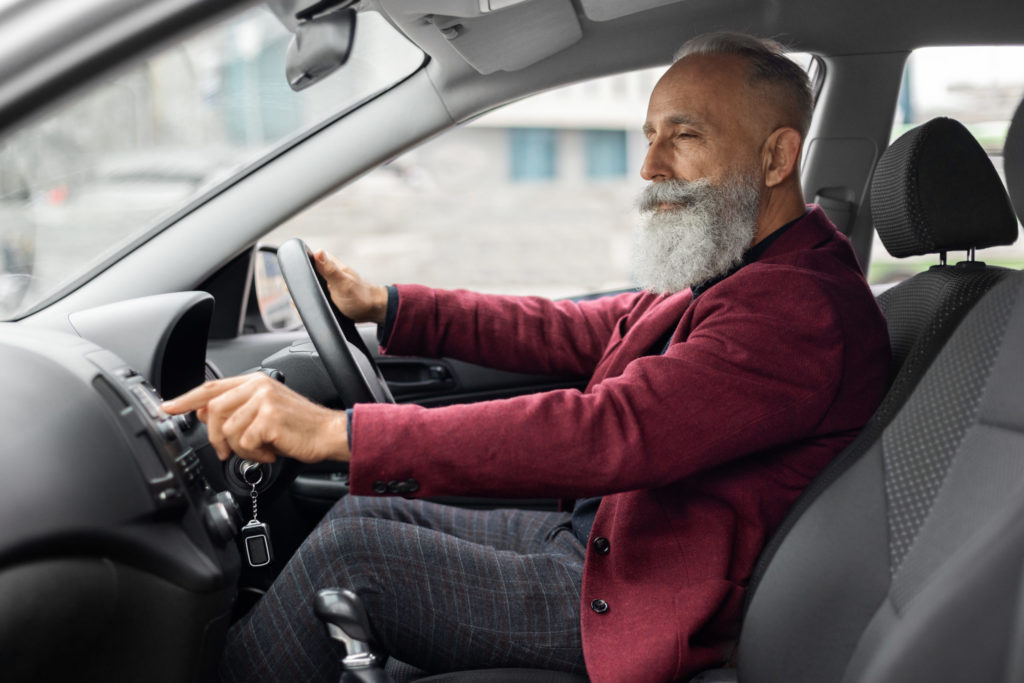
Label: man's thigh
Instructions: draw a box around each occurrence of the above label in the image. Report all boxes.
[221,497,586,682]
[330,495,574,555]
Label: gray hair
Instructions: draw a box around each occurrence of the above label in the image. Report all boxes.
[674,32,813,136]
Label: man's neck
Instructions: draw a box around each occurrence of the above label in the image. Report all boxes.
[752,187,806,246]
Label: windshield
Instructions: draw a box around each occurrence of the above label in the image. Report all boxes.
[0,7,423,320]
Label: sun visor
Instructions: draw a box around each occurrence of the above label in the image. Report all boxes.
[426,0,582,74]
[579,0,682,22]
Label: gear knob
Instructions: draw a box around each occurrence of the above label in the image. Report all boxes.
[314,588,381,675]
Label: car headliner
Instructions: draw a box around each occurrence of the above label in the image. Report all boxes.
[383,0,1024,118]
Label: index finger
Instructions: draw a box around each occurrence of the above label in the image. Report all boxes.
[162,376,251,414]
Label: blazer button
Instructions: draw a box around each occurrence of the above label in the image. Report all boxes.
[373,481,388,494]
[592,537,610,555]
[393,479,420,494]
[591,599,609,614]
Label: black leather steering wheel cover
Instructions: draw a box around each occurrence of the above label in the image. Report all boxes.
[276,238,394,407]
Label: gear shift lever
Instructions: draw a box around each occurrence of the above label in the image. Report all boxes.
[314,588,391,683]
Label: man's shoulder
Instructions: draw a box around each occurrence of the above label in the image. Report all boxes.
[699,239,877,323]
[740,208,869,292]
[759,206,861,267]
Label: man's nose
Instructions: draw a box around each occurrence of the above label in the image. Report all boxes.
[641,138,672,181]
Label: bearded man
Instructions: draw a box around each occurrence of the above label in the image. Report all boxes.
[166,32,890,683]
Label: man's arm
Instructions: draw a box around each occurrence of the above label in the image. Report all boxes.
[346,269,877,500]
[381,284,642,377]
[164,254,885,493]
[314,249,642,377]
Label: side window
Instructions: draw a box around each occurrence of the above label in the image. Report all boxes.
[264,67,663,300]
[263,56,820,303]
[869,46,1024,285]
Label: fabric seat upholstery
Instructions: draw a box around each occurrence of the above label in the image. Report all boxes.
[738,269,1024,682]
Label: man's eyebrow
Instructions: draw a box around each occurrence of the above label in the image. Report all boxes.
[642,114,703,135]
[669,114,702,127]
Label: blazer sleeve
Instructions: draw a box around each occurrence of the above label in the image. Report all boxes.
[349,268,851,500]
[381,284,643,377]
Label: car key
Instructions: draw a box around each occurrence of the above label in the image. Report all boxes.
[240,463,274,568]
[241,518,274,567]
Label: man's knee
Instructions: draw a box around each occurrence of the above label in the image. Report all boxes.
[306,513,385,564]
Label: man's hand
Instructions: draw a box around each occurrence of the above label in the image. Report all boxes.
[162,374,351,464]
[313,250,388,325]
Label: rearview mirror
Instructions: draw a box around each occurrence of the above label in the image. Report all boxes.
[266,1,357,92]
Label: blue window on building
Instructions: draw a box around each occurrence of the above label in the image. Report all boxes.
[509,128,558,181]
[584,129,627,179]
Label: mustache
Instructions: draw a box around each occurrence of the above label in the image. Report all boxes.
[636,178,715,214]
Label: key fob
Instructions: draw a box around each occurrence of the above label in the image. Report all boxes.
[241,519,274,567]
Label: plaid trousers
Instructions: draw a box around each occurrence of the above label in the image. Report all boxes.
[219,496,587,682]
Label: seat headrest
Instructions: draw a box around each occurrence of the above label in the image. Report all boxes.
[870,117,1018,258]
[1005,99,1024,223]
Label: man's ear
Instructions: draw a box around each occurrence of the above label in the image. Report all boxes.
[762,127,802,188]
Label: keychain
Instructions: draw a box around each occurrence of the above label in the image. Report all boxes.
[240,462,274,568]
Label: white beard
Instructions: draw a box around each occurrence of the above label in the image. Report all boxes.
[631,173,761,294]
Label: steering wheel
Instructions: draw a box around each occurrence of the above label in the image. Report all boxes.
[276,238,395,407]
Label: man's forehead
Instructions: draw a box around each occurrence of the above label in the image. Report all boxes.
[664,51,750,86]
[644,54,754,129]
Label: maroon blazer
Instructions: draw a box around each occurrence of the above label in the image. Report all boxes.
[349,206,890,682]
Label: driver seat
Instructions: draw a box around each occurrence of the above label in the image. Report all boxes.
[732,116,1024,681]
[330,268,1024,683]
[322,118,1024,682]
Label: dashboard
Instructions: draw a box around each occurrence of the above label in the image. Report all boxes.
[0,296,240,682]
[0,285,582,681]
